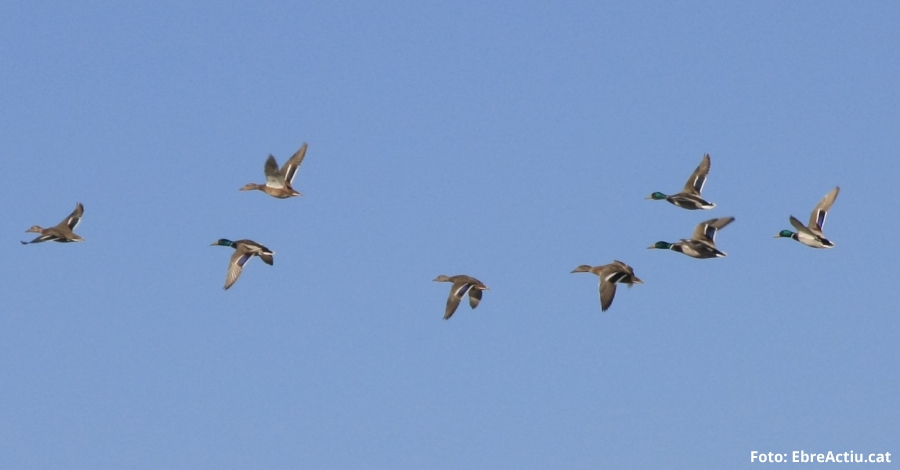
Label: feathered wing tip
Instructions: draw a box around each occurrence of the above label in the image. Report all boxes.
[809,186,840,232]
[443,294,462,320]
[599,280,617,312]
[444,283,472,319]
[19,236,50,244]
[682,153,711,195]
[282,143,308,184]
[818,186,840,211]
[21,234,56,244]
[223,252,252,290]
[61,203,84,230]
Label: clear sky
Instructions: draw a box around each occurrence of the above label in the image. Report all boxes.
[2,2,898,468]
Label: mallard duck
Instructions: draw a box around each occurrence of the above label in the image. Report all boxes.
[648,216,735,258]
[775,186,839,248]
[240,143,307,199]
[571,261,643,312]
[211,239,275,290]
[646,154,715,210]
[21,203,84,244]
[433,275,489,320]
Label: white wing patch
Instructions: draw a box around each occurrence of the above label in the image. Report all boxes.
[693,175,706,193]
[265,175,286,189]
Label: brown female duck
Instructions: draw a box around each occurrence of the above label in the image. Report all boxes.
[433,274,489,320]
[21,203,84,244]
[240,143,308,199]
[571,261,643,312]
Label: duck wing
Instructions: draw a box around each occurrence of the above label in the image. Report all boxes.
[468,287,482,309]
[691,216,734,245]
[281,143,307,185]
[264,155,287,188]
[444,282,471,319]
[599,278,618,312]
[21,233,59,244]
[55,203,84,230]
[224,248,254,290]
[681,154,711,196]
[807,186,839,233]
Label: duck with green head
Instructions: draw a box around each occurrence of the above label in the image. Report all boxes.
[648,216,735,259]
[433,274,489,320]
[646,154,715,210]
[211,239,275,290]
[775,186,839,248]
[571,261,643,312]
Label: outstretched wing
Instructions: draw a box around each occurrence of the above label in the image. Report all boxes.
[808,186,839,232]
[599,278,618,312]
[281,143,307,185]
[57,203,84,230]
[224,250,253,290]
[22,234,59,244]
[444,282,471,319]
[264,155,287,188]
[681,154,711,196]
[691,217,734,244]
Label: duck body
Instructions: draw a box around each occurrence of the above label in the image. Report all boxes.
[240,181,300,199]
[240,143,307,199]
[433,274,489,320]
[775,186,839,249]
[646,154,715,210]
[571,261,643,312]
[651,239,726,258]
[22,203,85,244]
[651,192,715,210]
[211,238,275,290]
[648,216,735,259]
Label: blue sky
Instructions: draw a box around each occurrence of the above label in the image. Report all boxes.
[2,1,898,468]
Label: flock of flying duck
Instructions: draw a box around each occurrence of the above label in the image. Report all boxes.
[436,154,840,317]
[21,150,839,318]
